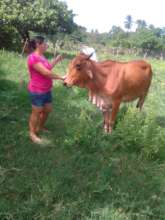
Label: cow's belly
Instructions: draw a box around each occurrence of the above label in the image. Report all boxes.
[122,94,139,102]
[122,88,145,102]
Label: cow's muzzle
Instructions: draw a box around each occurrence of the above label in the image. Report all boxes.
[63,82,67,87]
[63,81,72,88]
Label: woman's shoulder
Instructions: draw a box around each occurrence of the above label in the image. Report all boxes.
[28,53,41,65]
[28,52,39,59]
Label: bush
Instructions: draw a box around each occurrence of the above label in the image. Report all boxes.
[114,107,165,159]
[0,25,22,51]
[68,106,165,160]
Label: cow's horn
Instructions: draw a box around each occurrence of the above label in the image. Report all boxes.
[86,53,93,60]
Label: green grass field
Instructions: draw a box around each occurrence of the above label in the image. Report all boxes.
[0,50,165,220]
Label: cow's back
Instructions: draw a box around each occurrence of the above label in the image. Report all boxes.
[105,60,152,102]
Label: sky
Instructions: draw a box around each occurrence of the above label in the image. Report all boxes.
[62,0,164,33]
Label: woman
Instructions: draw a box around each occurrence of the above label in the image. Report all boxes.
[27,36,64,143]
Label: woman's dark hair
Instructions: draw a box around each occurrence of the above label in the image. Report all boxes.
[28,36,45,51]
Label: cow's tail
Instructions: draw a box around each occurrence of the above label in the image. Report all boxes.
[136,64,153,110]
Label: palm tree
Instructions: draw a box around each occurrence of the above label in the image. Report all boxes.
[124,15,133,32]
[136,19,147,30]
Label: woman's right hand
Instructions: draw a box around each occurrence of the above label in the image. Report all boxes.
[52,75,64,81]
[61,75,67,81]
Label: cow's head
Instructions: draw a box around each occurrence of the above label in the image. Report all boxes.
[64,53,94,88]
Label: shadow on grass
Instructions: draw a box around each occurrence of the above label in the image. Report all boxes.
[0,78,18,91]
[0,79,29,138]
[155,116,165,128]
[0,65,8,79]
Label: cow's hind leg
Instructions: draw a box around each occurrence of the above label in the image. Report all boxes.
[136,93,147,110]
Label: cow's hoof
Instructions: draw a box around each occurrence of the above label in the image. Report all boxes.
[104,126,112,134]
[108,127,113,134]
[104,130,112,134]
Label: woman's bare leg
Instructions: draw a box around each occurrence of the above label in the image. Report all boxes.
[38,103,52,132]
[29,106,43,143]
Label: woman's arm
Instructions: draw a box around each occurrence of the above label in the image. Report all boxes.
[33,63,63,80]
[50,55,63,69]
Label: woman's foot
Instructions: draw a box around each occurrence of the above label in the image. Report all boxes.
[36,127,50,133]
[29,132,43,144]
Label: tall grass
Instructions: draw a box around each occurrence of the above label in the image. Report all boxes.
[0,50,165,219]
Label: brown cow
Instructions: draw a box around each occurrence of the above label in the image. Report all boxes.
[64,53,152,133]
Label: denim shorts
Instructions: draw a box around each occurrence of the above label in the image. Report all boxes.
[29,91,52,107]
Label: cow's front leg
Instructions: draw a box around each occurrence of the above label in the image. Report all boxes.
[103,110,110,133]
[109,100,121,132]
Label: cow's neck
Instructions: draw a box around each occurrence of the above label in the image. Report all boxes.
[87,62,107,93]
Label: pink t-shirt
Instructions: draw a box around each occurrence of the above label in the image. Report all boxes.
[27,53,53,93]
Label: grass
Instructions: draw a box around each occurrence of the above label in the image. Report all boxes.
[0,50,165,219]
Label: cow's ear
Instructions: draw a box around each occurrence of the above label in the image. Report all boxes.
[76,63,81,70]
[86,70,93,79]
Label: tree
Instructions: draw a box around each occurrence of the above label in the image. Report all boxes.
[124,15,133,32]
[109,26,124,37]
[131,29,161,53]
[0,0,76,41]
[136,19,147,30]
[148,26,163,37]
[0,25,21,50]
[108,26,131,48]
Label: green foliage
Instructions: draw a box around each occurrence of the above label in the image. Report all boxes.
[0,25,21,50]
[131,29,163,52]
[0,0,76,40]
[115,107,165,159]
[104,26,131,48]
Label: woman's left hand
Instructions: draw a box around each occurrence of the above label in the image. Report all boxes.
[55,54,63,63]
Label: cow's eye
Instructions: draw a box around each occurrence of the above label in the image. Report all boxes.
[75,64,81,70]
